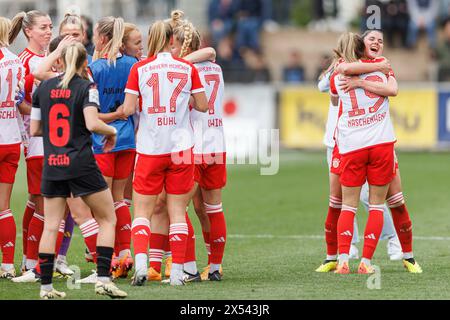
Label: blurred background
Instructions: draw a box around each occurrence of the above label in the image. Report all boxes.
[4,0,450,155]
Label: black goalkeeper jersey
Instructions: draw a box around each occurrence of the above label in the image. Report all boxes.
[33,74,101,181]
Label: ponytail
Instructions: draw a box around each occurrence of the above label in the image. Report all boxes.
[0,17,11,47]
[174,20,201,58]
[60,42,87,89]
[147,20,172,57]
[166,9,185,28]
[94,16,124,65]
[9,10,49,44]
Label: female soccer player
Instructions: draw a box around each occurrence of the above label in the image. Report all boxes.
[123,20,208,286]
[0,16,25,279]
[89,16,137,278]
[8,10,64,276]
[30,42,127,299]
[336,29,422,273]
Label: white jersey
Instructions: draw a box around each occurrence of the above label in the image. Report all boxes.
[191,61,226,155]
[125,52,205,155]
[19,48,46,158]
[318,70,338,148]
[330,69,396,154]
[0,48,25,145]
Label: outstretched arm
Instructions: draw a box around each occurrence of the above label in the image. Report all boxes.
[340,76,398,97]
[184,47,216,63]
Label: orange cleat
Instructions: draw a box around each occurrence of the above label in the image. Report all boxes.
[334,262,350,274]
[147,267,162,281]
[164,256,172,278]
[111,255,121,279]
[358,262,375,274]
[119,253,134,279]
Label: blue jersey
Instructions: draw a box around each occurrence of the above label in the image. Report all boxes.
[88,54,137,154]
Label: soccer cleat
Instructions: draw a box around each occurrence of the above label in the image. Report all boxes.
[403,258,423,273]
[118,253,134,279]
[55,256,74,277]
[76,270,97,284]
[11,269,40,283]
[349,244,359,260]
[200,265,223,281]
[111,255,121,279]
[315,260,338,273]
[208,270,222,281]
[170,270,186,286]
[183,271,201,283]
[85,249,95,263]
[131,269,147,286]
[164,256,172,278]
[40,288,66,299]
[147,267,162,281]
[387,236,403,261]
[95,281,127,299]
[0,267,16,279]
[358,262,375,274]
[334,262,350,274]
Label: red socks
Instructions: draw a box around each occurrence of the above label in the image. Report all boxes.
[80,218,99,262]
[132,218,151,255]
[55,220,66,255]
[337,205,357,256]
[387,193,413,254]
[22,201,35,257]
[205,203,227,265]
[362,205,384,260]
[169,223,188,265]
[325,196,342,258]
[149,233,166,273]
[0,209,16,264]
[114,201,132,255]
[185,213,196,264]
[26,212,44,261]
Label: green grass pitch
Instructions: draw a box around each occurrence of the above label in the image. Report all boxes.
[2,151,450,299]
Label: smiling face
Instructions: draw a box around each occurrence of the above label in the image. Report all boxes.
[123,29,143,59]
[25,15,53,50]
[363,30,384,59]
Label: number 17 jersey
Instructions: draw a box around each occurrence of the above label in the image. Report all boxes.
[330,69,396,155]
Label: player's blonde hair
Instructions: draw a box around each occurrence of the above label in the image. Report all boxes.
[93,16,124,65]
[0,17,11,47]
[59,12,84,35]
[123,22,139,45]
[9,10,50,44]
[334,32,364,63]
[166,9,185,29]
[60,42,88,89]
[147,20,172,57]
[173,20,201,58]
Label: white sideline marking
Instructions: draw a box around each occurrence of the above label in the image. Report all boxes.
[228,234,450,241]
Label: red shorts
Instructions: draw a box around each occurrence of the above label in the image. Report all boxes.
[133,149,194,195]
[0,144,21,184]
[194,153,227,190]
[95,149,136,180]
[340,143,396,187]
[26,157,44,195]
[330,145,342,175]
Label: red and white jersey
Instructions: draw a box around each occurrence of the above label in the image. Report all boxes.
[0,48,25,145]
[125,52,205,155]
[191,61,226,155]
[19,48,46,158]
[330,62,396,154]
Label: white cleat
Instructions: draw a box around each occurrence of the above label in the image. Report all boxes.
[349,244,359,260]
[55,256,74,277]
[95,281,127,298]
[76,270,97,284]
[11,269,40,283]
[0,267,16,279]
[40,288,66,299]
[387,236,403,261]
[170,270,186,286]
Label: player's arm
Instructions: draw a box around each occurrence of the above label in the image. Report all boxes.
[184,47,216,63]
[84,106,117,152]
[33,35,76,81]
[337,58,391,76]
[30,87,42,136]
[122,93,138,117]
[97,107,128,123]
[340,76,398,97]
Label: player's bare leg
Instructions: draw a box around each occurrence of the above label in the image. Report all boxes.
[0,182,17,278]
[386,170,422,273]
[130,191,157,286]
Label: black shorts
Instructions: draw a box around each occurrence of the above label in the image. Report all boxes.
[41,168,108,198]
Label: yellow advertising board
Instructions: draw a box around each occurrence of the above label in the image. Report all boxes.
[280,87,437,149]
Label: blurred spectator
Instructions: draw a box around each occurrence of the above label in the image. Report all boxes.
[315,54,332,81]
[248,50,272,83]
[383,0,409,48]
[208,0,239,47]
[438,0,450,23]
[436,17,450,81]
[283,50,305,83]
[81,15,95,55]
[406,0,439,49]
[235,0,270,52]
[272,0,293,25]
